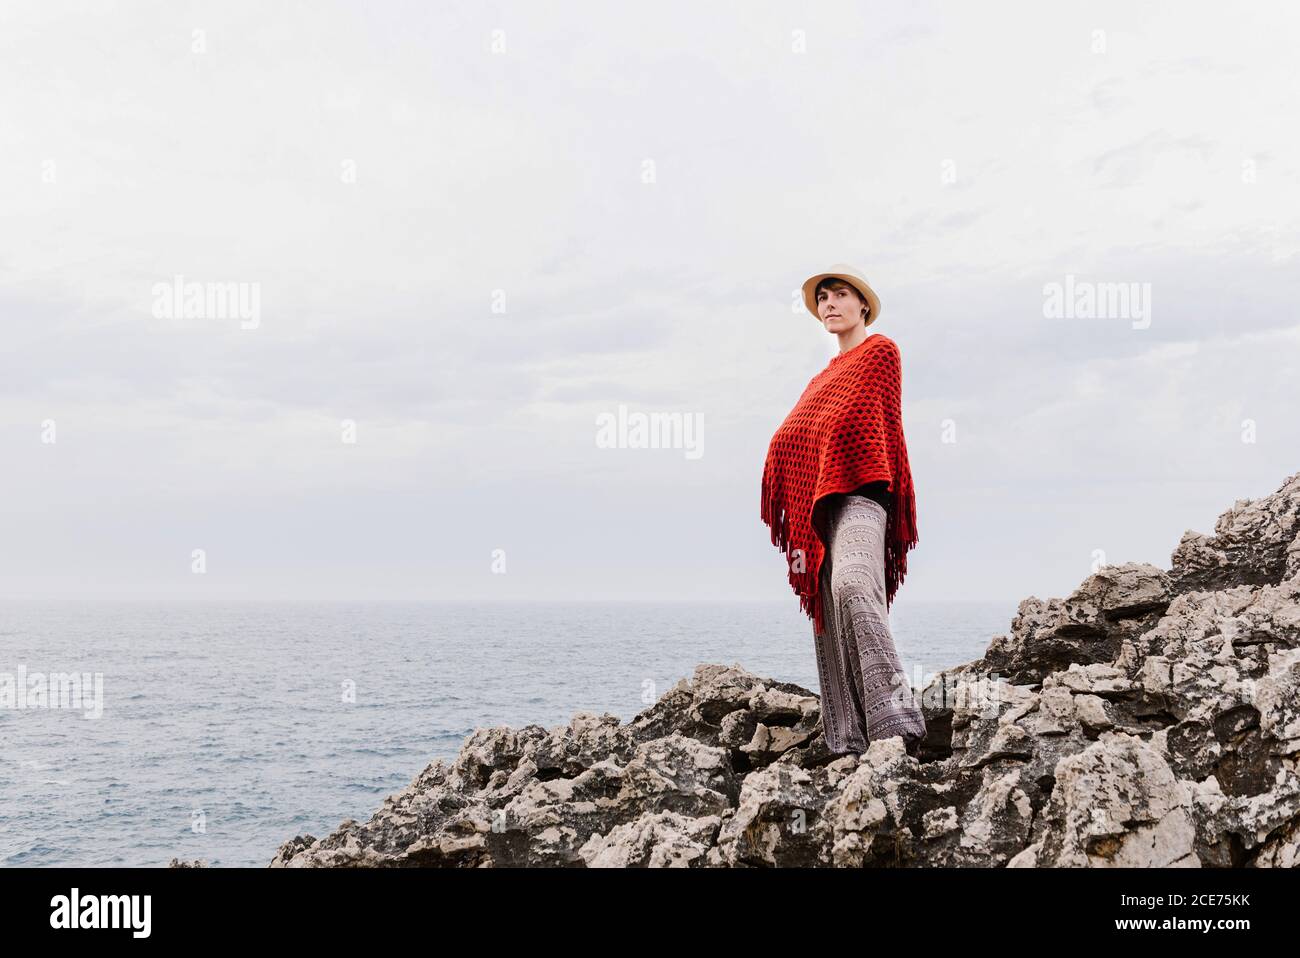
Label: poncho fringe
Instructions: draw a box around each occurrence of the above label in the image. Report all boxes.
[760,333,919,635]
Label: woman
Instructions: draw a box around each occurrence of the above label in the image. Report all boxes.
[760,263,926,759]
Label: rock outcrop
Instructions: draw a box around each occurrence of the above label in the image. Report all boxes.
[268,472,1300,868]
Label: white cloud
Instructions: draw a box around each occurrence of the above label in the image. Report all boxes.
[2,0,1297,603]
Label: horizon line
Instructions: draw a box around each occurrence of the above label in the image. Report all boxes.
[0,595,1026,604]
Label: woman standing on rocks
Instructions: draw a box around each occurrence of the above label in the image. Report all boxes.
[760,263,926,758]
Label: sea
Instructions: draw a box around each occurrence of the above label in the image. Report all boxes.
[0,598,1017,867]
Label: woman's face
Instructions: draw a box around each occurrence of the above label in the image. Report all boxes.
[815,282,868,332]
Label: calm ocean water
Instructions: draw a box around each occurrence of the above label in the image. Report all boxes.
[0,598,1015,867]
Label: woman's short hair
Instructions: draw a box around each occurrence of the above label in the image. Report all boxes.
[814,278,870,322]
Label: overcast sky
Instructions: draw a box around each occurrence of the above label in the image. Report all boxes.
[2,0,1297,607]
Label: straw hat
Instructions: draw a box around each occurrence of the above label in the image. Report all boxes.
[801,263,882,327]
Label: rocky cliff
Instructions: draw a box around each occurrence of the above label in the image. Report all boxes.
[268,472,1300,867]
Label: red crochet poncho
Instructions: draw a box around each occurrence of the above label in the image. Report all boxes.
[760,333,919,635]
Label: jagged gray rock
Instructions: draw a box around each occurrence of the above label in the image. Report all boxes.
[268,471,1300,868]
[1169,473,1300,594]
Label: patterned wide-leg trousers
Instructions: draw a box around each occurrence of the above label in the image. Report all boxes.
[812,494,926,755]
